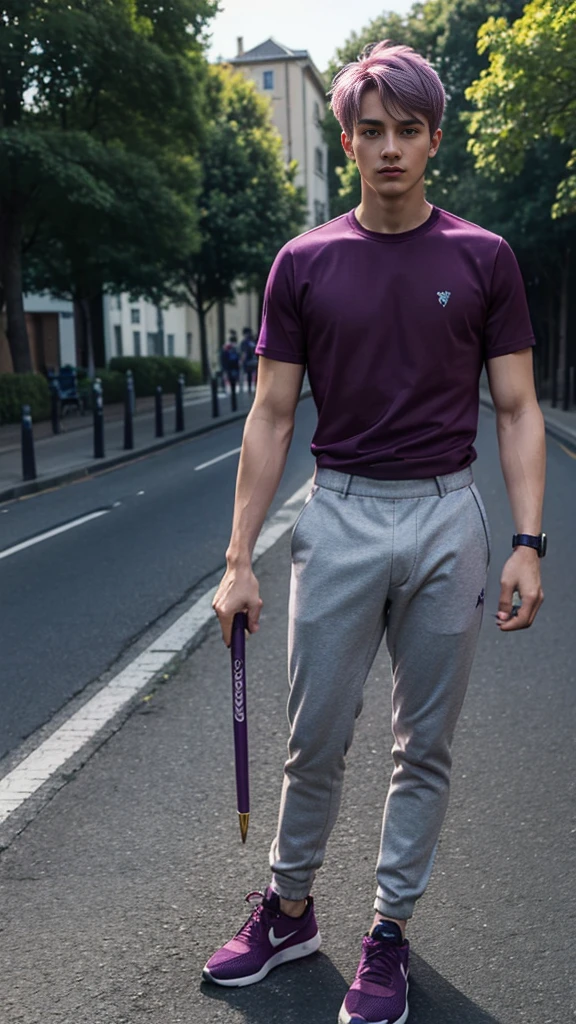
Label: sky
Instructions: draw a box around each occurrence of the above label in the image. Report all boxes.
[206,0,415,73]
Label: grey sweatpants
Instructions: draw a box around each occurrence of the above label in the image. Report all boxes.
[270,466,490,921]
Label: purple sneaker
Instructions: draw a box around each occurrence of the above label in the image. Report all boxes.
[202,887,321,987]
[339,921,409,1024]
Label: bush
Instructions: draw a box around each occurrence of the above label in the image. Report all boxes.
[0,373,51,424]
[108,356,202,395]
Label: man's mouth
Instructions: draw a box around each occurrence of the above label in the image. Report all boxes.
[378,167,405,176]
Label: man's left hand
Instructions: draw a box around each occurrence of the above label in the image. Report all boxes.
[496,547,544,631]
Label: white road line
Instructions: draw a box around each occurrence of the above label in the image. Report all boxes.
[0,477,313,825]
[194,447,242,471]
[0,510,110,561]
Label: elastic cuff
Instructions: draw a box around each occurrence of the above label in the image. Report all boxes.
[374,894,414,921]
[271,876,312,902]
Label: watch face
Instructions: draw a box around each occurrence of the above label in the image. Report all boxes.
[540,532,547,557]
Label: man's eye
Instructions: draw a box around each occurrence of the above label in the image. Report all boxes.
[363,129,379,137]
[403,129,418,136]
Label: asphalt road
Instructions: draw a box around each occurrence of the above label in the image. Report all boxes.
[0,403,573,1023]
[0,397,317,762]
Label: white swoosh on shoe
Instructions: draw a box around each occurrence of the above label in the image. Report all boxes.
[268,927,299,948]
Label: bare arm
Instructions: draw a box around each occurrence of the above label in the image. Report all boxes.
[486,348,546,630]
[213,357,305,645]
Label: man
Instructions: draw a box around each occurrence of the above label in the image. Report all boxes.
[204,41,546,1024]
[240,326,258,393]
[220,335,240,394]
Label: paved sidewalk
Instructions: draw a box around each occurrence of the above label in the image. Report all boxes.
[0,384,255,503]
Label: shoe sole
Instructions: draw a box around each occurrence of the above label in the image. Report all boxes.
[202,930,322,987]
[338,983,409,1024]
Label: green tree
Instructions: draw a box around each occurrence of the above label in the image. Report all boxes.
[178,65,307,382]
[465,0,576,400]
[466,0,576,219]
[24,140,200,373]
[0,0,215,372]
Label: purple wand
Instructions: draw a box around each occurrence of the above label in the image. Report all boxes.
[231,612,249,843]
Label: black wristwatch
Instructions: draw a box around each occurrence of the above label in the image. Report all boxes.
[512,532,547,557]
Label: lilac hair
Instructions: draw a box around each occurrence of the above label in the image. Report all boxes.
[330,40,445,138]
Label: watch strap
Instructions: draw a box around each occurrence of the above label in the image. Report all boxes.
[512,533,547,557]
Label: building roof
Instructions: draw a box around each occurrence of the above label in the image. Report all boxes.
[229,38,327,97]
[230,38,309,62]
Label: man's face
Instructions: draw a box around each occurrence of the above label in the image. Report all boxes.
[341,88,441,199]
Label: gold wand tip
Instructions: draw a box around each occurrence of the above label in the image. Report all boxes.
[239,812,249,844]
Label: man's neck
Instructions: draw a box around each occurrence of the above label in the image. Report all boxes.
[355,192,433,235]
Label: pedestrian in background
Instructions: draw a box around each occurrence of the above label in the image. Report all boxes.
[220,336,240,394]
[206,40,546,1024]
[241,327,258,393]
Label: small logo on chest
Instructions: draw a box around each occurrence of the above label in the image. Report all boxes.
[437,290,451,307]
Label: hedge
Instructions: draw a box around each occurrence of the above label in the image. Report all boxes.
[108,356,202,395]
[0,357,203,424]
[78,369,126,407]
[0,373,51,425]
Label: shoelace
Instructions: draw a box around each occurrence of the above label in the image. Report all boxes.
[359,937,400,988]
[234,891,268,941]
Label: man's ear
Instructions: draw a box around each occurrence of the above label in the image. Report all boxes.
[341,131,355,161]
[429,128,442,158]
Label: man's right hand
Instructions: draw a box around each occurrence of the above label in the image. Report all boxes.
[212,565,263,647]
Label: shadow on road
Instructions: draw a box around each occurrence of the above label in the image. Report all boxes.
[199,949,502,1023]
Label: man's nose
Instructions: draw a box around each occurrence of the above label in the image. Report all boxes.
[380,134,401,157]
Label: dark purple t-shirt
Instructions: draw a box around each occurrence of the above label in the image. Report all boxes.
[255,206,535,480]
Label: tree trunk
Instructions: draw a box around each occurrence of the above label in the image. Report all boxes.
[0,204,32,373]
[79,297,96,378]
[547,283,556,394]
[558,247,570,410]
[217,300,226,350]
[197,304,210,383]
[156,305,165,357]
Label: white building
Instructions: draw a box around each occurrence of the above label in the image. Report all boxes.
[228,38,330,228]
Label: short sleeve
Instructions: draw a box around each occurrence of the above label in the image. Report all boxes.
[484,239,535,360]
[255,247,306,365]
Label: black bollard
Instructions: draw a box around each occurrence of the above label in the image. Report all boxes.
[230,375,238,412]
[21,404,37,481]
[124,369,135,450]
[93,378,105,458]
[50,379,60,435]
[155,385,164,438]
[211,375,220,418]
[175,373,185,432]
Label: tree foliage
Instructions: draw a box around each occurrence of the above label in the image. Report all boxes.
[180,65,307,381]
[465,0,576,219]
[0,0,216,371]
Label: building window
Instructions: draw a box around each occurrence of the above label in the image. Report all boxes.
[130,307,140,324]
[133,330,141,356]
[167,333,175,356]
[313,101,321,126]
[314,147,324,176]
[147,332,156,355]
[113,324,123,357]
[116,296,122,311]
[314,201,326,226]
[186,332,193,357]
[263,70,274,91]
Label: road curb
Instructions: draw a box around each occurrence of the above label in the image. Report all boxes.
[479,390,576,451]
[0,390,313,504]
